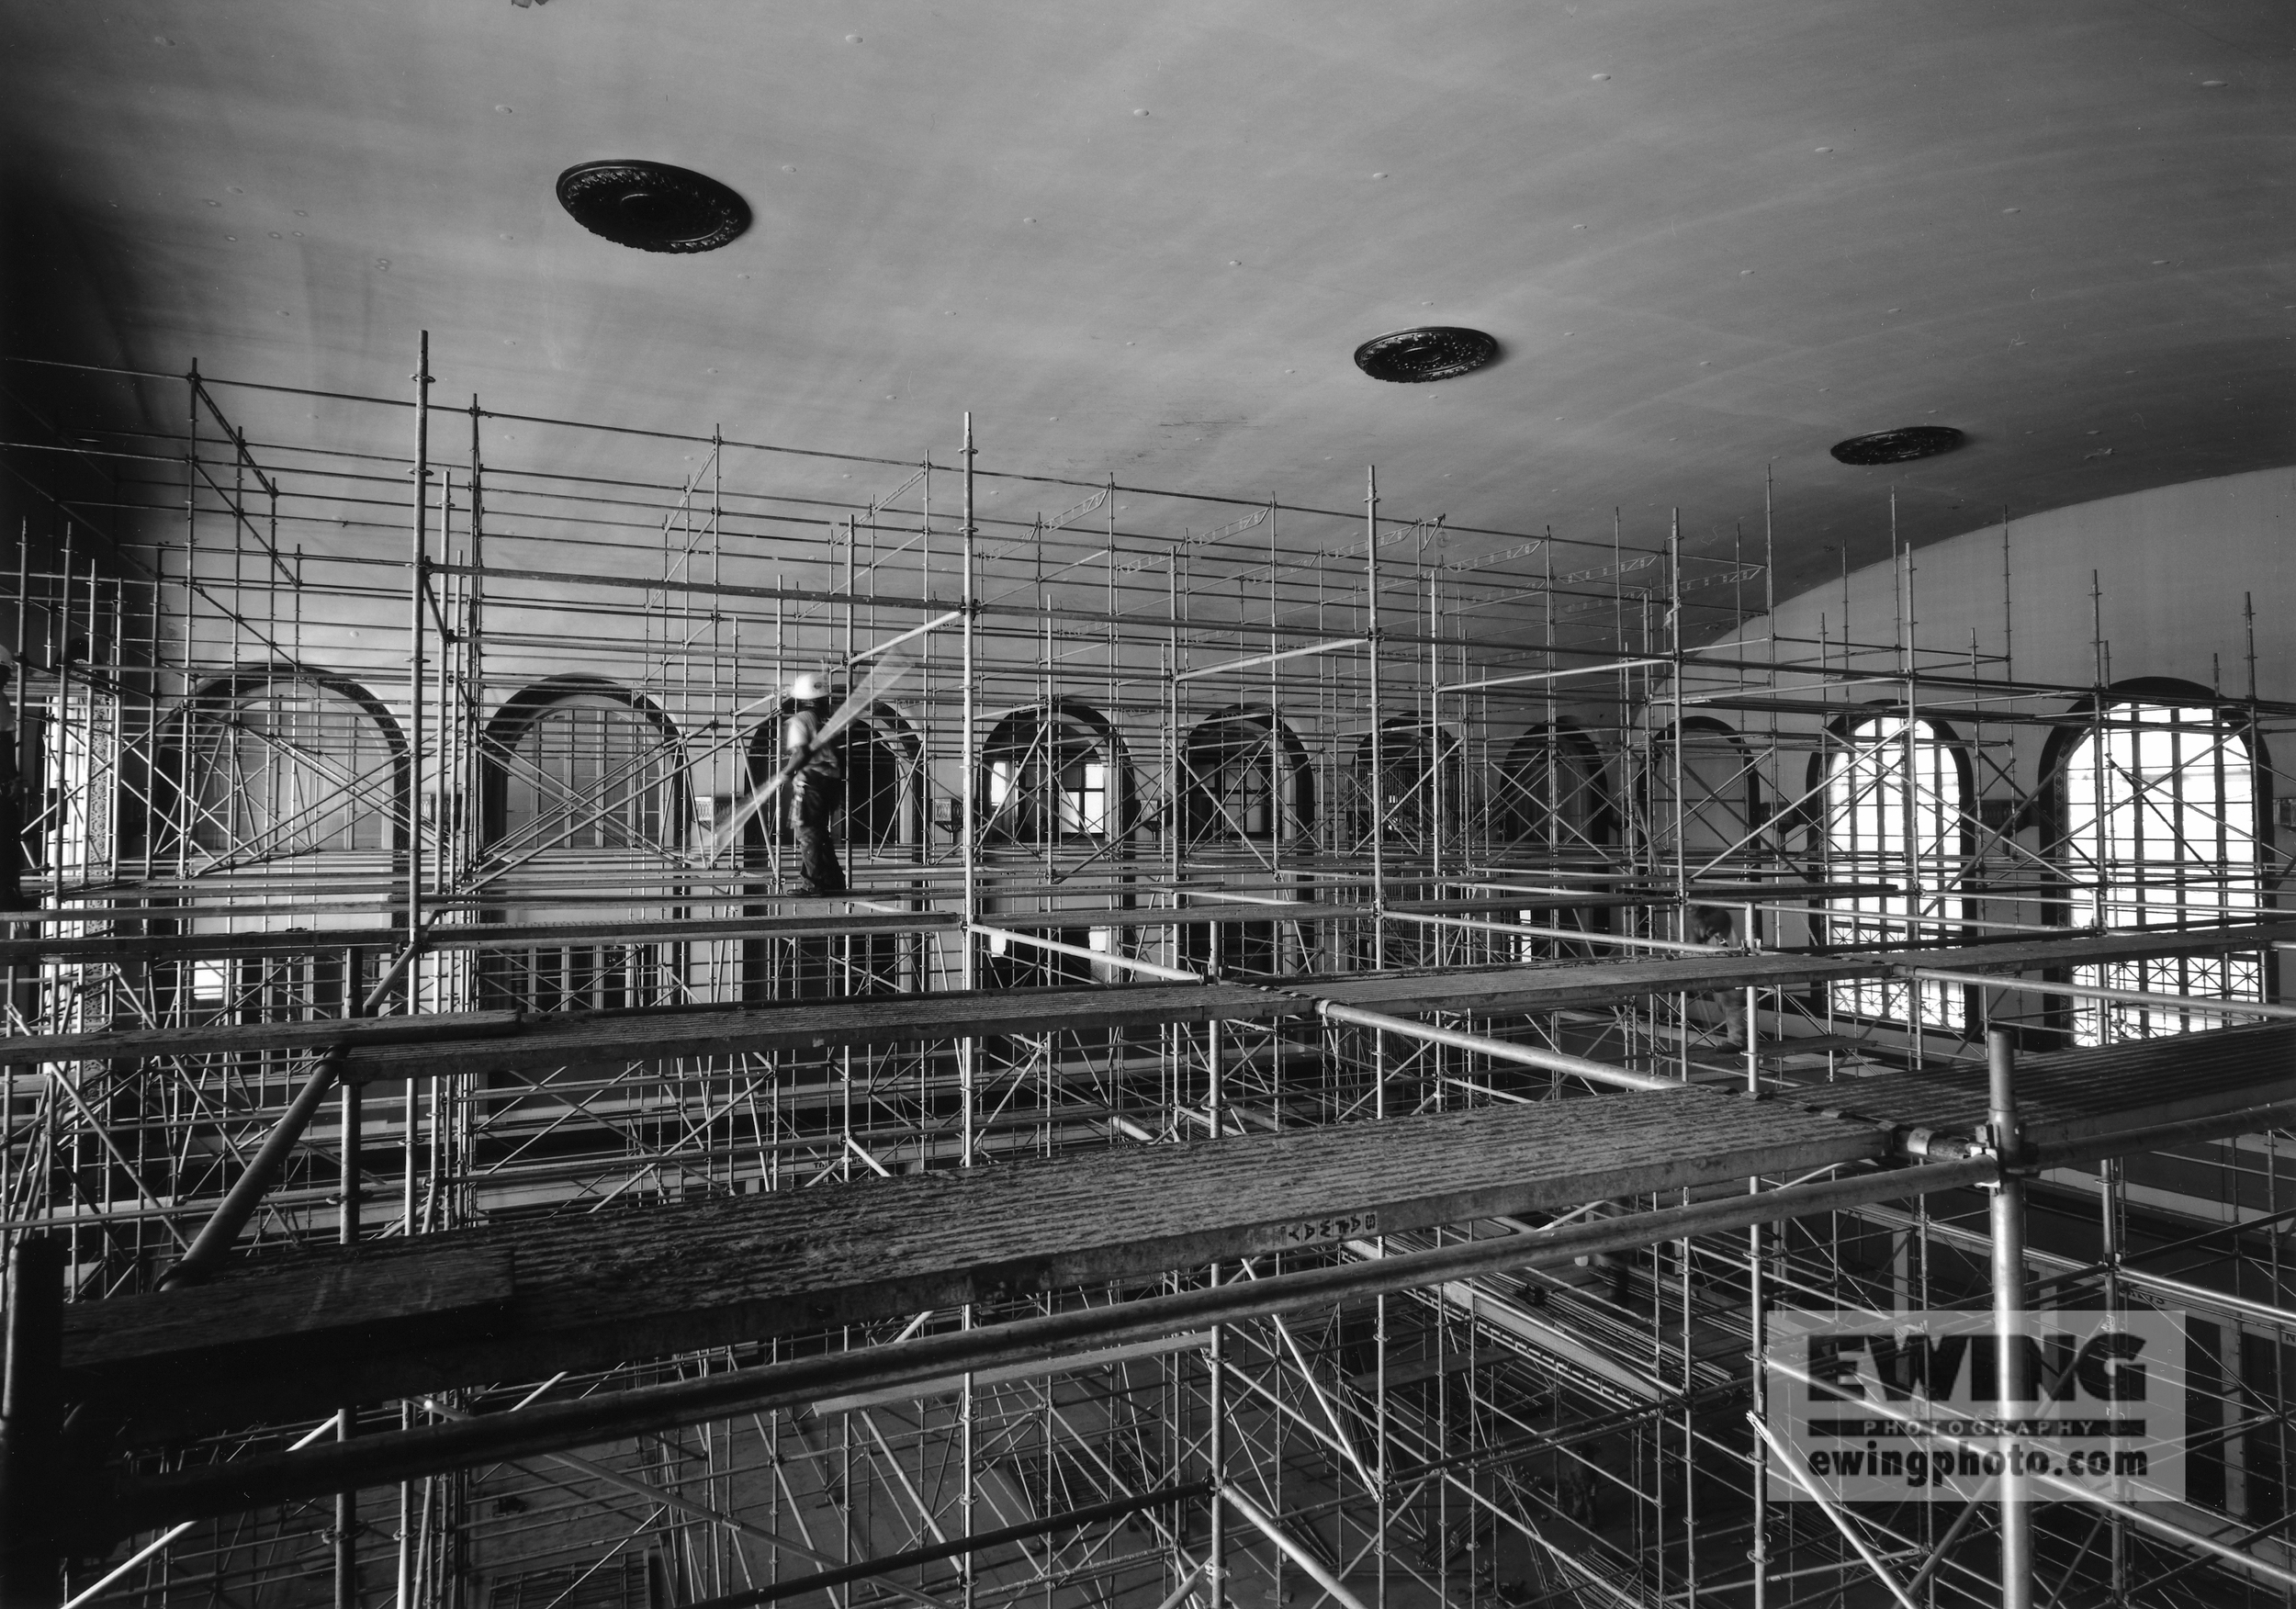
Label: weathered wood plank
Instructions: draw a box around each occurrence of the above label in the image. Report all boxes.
[67,1246,515,1409]
[1304,924,2296,1018]
[338,982,1293,1085]
[1808,1021,2296,1151]
[1887,924,2293,975]
[67,1089,1885,1438]
[0,1009,525,1068]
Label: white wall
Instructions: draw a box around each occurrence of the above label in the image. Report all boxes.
[1751,466,2296,705]
[1660,465,2294,956]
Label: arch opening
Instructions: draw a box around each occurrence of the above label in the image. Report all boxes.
[2043,681,2268,1045]
[1809,710,1974,1030]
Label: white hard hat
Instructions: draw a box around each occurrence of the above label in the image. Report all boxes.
[790,670,829,702]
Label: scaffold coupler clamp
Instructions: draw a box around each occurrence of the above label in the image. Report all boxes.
[1977,1120,2031,1186]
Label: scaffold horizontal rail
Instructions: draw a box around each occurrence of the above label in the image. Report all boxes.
[0,894,1573,965]
[1303,952,1869,1016]
[14,925,2285,1076]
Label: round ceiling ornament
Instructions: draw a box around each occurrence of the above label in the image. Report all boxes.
[1352,326,1501,383]
[556,162,751,253]
[1829,425,1966,465]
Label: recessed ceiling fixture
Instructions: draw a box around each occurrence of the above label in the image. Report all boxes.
[1829,425,1966,465]
[1353,326,1500,383]
[557,162,751,253]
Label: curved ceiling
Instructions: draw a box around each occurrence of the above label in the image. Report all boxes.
[3,0,2291,634]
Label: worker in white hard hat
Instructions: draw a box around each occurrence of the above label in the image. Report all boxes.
[1690,905,1747,1048]
[783,670,847,896]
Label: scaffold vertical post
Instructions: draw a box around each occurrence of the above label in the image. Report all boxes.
[1208,1270,1227,1609]
[2100,1152,2127,1600]
[408,331,430,996]
[336,1056,364,1609]
[1366,467,1383,952]
[1988,1026,2032,1609]
[0,1235,62,1609]
[958,411,979,1609]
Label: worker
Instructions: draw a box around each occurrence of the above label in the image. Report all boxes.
[783,669,846,897]
[1689,905,1747,1048]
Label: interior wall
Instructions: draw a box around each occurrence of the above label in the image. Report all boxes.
[1753,465,2296,702]
[1661,463,2296,965]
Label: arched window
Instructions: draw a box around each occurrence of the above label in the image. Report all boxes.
[1811,711,1973,1029]
[1646,718,1763,876]
[1350,716,1461,850]
[978,701,1132,845]
[160,668,408,1021]
[1492,723,1613,958]
[1182,705,1313,846]
[482,678,687,859]
[478,678,689,1015]
[1496,723,1610,861]
[168,669,405,866]
[2044,681,2266,1044]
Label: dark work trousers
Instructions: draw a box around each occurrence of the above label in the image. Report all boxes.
[792,774,846,895]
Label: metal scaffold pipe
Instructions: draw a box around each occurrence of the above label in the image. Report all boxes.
[1316,999,1683,1092]
[18,339,2296,1609]
[1988,1027,2032,1609]
[1221,1486,1373,1609]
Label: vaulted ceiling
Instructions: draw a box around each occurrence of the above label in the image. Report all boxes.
[5,0,2291,631]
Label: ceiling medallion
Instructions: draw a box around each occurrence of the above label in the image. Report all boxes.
[1829,425,1966,465]
[1353,326,1500,383]
[556,162,751,253]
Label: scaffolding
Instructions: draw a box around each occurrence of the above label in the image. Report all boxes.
[1,343,2291,1609]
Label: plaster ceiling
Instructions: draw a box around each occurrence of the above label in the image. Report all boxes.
[4,0,2292,640]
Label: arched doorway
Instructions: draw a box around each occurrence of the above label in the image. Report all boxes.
[1348,716,1462,855]
[477,676,689,1014]
[154,666,409,1020]
[1178,704,1314,976]
[974,699,1136,988]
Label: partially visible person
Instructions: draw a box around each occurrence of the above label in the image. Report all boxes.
[1690,904,1746,1048]
[783,669,846,897]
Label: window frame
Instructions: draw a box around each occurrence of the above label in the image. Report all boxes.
[1644,716,1766,878]
[1805,705,1975,1030]
[479,676,690,859]
[1349,715,1462,851]
[975,699,1135,846]
[1181,703,1315,847]
[2038,678,2274,1044]
[163,667,409,865]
